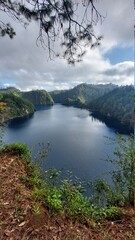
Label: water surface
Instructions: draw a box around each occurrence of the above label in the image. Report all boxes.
[4,104,128,184]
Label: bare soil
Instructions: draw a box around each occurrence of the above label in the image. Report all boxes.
[0,151,135,240]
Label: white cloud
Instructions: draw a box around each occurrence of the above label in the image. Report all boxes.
[0,0,133,91]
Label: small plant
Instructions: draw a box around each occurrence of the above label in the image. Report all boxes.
[91,206,121,222]
[32,203,41,215]
[45,186,62,211]
[61,180,90,222]
[44,167,61,186]
[15,194,22,202]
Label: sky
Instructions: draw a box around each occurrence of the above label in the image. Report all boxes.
[0,0,134,91]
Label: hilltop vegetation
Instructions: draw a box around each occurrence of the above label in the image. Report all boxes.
[22,90,54,106]
[0,88,54,124]
[50,84,134,130]
[50,83,117,105]
[89,85,134,128]
[0,93,34,123]
[0,87,21,96]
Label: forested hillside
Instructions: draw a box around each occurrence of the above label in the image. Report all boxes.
[89,85,134,128]
[50,83,117,105]
[0,93,34,123]
[22,90,54,106]
[50,84,134,130]
[0,87,21,96]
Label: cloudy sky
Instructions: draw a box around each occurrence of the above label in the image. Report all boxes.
[0,0,134,91]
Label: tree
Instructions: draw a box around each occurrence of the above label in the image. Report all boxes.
[0,0,103,64]
[108,135,134,206]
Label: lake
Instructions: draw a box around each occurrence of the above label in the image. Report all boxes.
[3,104,129,186]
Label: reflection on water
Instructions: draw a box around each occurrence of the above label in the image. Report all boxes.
[91,112,133,135]
[4,104,129,185]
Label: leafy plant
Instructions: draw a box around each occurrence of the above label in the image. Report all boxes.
[107,135,134,205]
[45,187,62,211]
[32,203,41,215]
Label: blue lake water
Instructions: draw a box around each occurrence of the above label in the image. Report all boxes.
[3,104,128,185]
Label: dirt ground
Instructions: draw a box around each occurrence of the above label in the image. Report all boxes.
[0,151,135,240]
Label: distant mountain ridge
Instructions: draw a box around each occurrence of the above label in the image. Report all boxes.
[50,83,118,105]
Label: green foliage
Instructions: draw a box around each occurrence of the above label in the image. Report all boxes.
[0,93,3,101]
[22,90,54,106]
[0,87,21,96]
[61,180,90,221]
[1,92,34,120]
[31,168,121,222]
[45,187,62,211]
[91,206,121,222]
[4,143,31,162]
[108,135,134,205]
[91,135,134,207]
[90,179,110,207]
[90,86,134,128]
[50,83,117,106]
[44,167,61,186]
[2,134,132,223]
[51,84,134,128]
[0,127,4,151]
[32,203,41,215]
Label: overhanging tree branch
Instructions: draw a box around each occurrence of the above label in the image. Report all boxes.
[0,0,104,63]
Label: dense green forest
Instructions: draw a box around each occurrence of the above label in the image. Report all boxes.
[22,90,54,106]
[50,84,134,129]
[0,92,34,123]
[0,87,21,96]
[50,83,117,105]
[89,86,134,128]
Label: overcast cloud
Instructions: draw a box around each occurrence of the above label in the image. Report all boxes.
[0,0,134,91]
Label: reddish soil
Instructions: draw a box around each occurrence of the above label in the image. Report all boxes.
[0,151,135,240]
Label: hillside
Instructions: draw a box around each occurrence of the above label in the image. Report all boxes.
[0,146,135,240]
[0,87,21,96]
[22,90,54,106]
[89,85,134,128]
[50,83,117,105]
[0,93,34,124]
[50,84,134,130]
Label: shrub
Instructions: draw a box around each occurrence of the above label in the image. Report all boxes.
[3,142,31,162]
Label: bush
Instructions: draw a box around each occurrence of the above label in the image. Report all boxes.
[3,142,31,163]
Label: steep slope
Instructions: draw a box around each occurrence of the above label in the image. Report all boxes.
[89,85,134,128]
[0,93,34,124]
[50,83,118,105]
[22,90,54,106]
[0,148,135,240]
